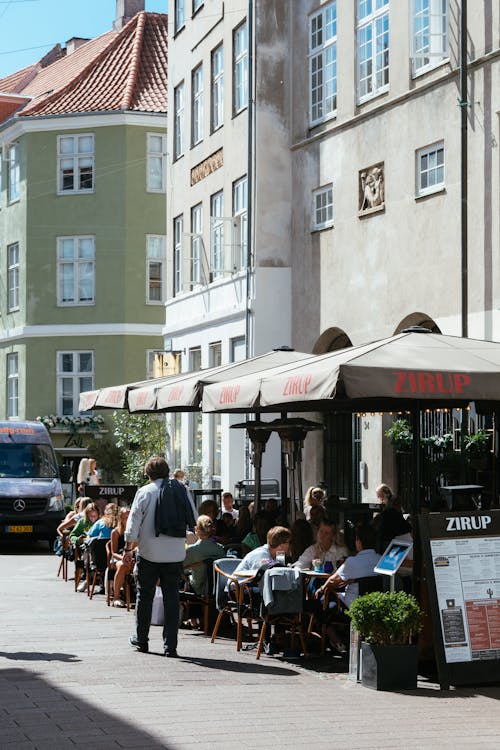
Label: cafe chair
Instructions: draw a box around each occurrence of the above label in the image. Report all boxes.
[179,558,216,635]
[84,538,109,600]
[211,557,254,650]
[105,541,134,611]
[321,575,386,654]
[256,567,308,660]
[73,545,85,592]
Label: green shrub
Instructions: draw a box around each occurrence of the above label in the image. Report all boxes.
[347,591,423,646]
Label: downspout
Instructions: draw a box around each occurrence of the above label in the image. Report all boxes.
[460,0,468,338]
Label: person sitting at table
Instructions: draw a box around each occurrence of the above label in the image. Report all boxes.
[215,512,238,544]
[70,502,100,549]
[290,518,315,563]
[85,502,118,541]
[294,520,349,572]
[220,491,239,520]
[303,486,325,521]
[181,515,225,628]
[197,499,220,524]
[109,506,134,608]
[241,512,272,556]
[262,498,280,525]
[315,525,381,652]
[233,505,252,542]
[308,504,327,541]
[233,525,292,573]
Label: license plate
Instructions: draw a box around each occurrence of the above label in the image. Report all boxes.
[6,525,33,533]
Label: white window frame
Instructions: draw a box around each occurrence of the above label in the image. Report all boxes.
[192,64,204,146]
[191,203,203,285]
[312,185,334,230]
[411,0,449,76]
[7,142,20,203]
[233,21,248,114]
[193,0,203,14]
[211,43,224,132]
[57,133,94,194]
[57,236,95,306]
[309,1,337,126]
[210,191,224,279]
[147,133,166,192]
[357,0,390,104]
[57,351,94,417]
[174,82,185,160]
[173,215,183,295]
[233,176,247,270]
[7,352,19,419]
[230,336,246,362]
[188,347,202,465]
[416,141,445,197]
[146,234,166,304]
[175,0,185,33]
[7,242,20,312]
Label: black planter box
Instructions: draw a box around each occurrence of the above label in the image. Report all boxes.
[361,642,418,691]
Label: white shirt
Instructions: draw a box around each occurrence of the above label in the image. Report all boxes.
[294,541,349,570]
[336,548,381,607]
[125,479,186,563]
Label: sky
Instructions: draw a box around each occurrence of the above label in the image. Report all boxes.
[0,0,168,79]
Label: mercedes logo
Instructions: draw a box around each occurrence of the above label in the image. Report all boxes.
[13,499,26,512]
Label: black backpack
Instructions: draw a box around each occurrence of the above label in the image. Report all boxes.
[154,478,196,538]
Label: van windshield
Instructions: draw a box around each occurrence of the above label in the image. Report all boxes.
[0,444,58,479]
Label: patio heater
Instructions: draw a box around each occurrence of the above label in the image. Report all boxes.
[268,418,325,523]
[230,421,273,511]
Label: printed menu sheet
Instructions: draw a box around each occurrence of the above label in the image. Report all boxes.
[431,536,500,663]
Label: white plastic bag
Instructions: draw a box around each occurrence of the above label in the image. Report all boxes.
[151,585,164,626]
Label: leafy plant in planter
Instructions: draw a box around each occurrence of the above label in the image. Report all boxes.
[347,591,424,691]
[462,429,491,456]
[384,419,413,452]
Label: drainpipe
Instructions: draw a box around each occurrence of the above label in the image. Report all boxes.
[460,0,468,338]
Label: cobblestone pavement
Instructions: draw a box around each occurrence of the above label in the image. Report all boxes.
[1,544,500,750]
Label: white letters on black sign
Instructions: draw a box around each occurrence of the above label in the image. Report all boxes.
[445,516,492,532]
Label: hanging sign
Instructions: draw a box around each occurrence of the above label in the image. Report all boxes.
[419,510,500,689]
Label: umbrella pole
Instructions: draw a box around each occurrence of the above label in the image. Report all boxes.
[411,404,422,600]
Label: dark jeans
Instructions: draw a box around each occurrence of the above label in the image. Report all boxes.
[135,555,183,651]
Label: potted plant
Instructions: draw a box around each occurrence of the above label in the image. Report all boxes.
[347,591,424,691]
[384,418,413,452]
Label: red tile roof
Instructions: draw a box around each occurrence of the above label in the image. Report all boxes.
[0,12,167,119]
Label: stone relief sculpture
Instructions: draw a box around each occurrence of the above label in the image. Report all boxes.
[359,162,385,214]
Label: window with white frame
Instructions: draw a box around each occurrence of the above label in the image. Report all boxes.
[193,0,203,14]
[7,352,19,419]
[411,0,448,76]
[57,351,93,416]
[175,0,185,32]
[357,0,389,103]
[209,341,222,481]
[192,64,204,146]
[313,185,334,230]
[230,336,246,362]
[416,142,444,196]
[57,236,95,306]
[233,21,248,114]
[7,242,19,312]
[211,44,224,131]
[57,134,94,193]
[147,133,166,192]
[173,215,183,295]
[309,1,337,126]
[210,191,224,279]
[191,203,202,285]
[233,176,247,270]
[174,82,185,159]
[146,235,166,303]
[8,142,20,203]
[188,347,202,464]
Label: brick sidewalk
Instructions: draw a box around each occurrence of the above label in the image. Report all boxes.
[1,546,500,749]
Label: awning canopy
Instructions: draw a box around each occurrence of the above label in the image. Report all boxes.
[79,349,311,414]
[202,331,500,413]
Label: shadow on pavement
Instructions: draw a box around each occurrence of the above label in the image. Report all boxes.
[180,654,300,676]
[0,666,175,749]
[0,539,51,555]
[0,651,81,662]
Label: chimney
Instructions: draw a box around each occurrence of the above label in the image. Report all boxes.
[113,0,145,30]
[65,37,90,55]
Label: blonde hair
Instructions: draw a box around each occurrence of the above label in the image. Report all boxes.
[77,458,91,484]
[103,502,119,528]
[115,506,130,535]
[304,486,325,508]
[196,514,214,538]
[83,503,99,522]
[376,483,394,506]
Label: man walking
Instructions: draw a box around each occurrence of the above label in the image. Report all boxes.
[124,456,191,657]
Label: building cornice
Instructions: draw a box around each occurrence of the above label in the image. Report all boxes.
[0,110,167,142]
[0,323,164,343]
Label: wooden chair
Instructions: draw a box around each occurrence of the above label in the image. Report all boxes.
[56,533,70,582]
[84,538,108,600]
[211,558,258,650]
[105,541,134,610]
[73,544,85,591]
[256,568,308,660]
[180,558,216,635]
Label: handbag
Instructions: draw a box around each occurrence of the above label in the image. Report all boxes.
[151,585,164,626]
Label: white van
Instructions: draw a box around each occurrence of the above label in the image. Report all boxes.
[0,421,65,546]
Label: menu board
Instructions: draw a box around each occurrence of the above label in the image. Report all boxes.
[420,510,500,688]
